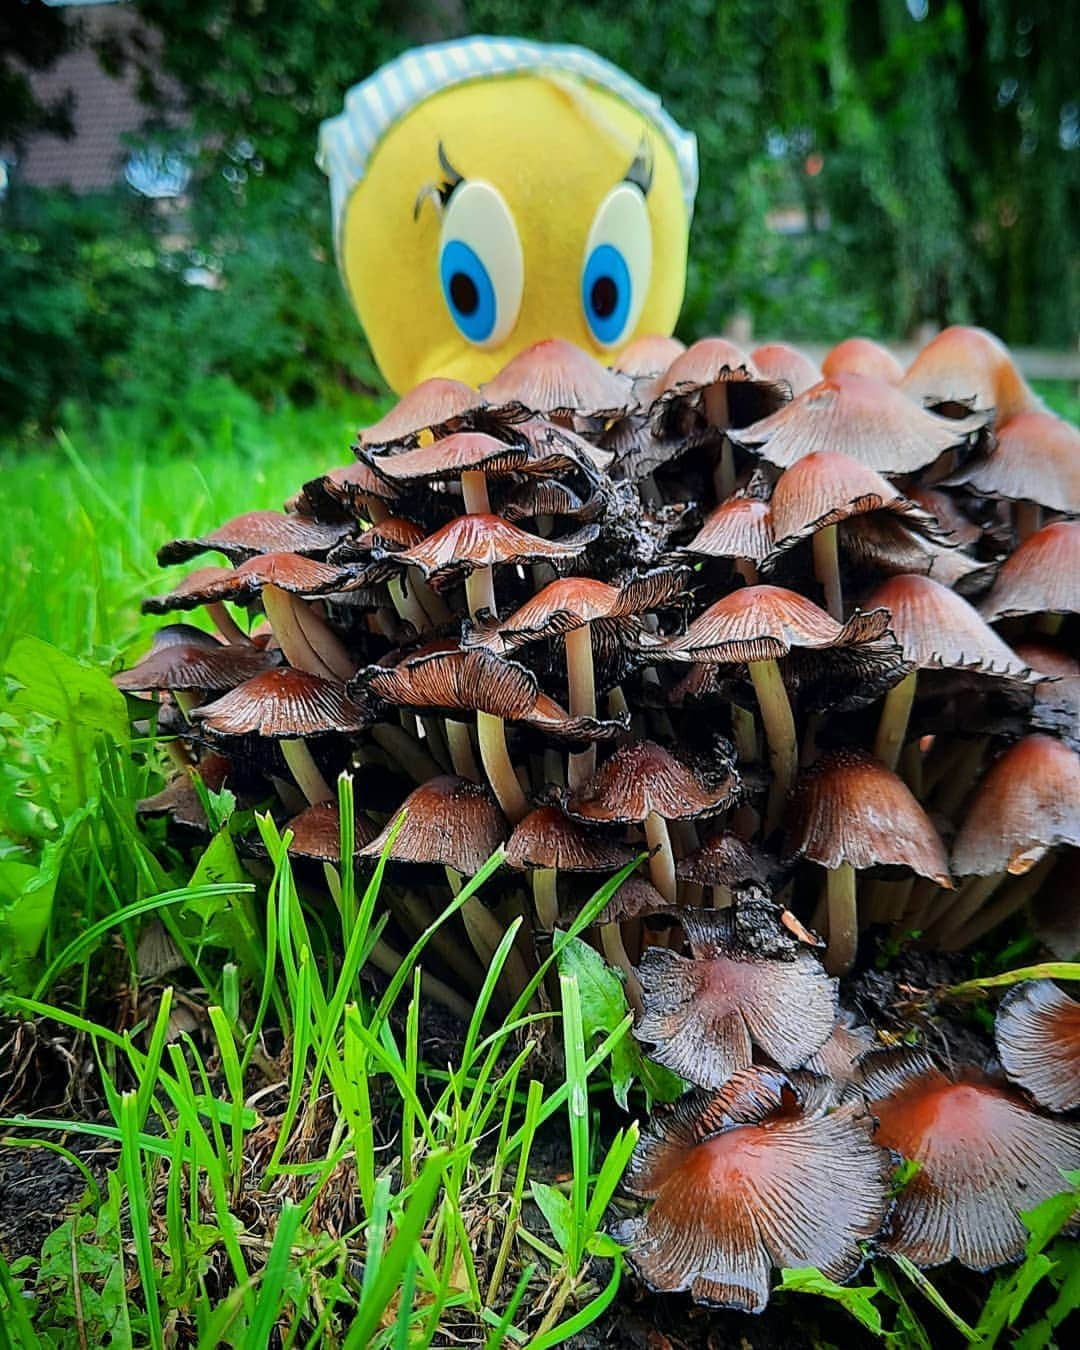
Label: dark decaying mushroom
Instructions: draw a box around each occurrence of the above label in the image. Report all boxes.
[995,980,1080,1112]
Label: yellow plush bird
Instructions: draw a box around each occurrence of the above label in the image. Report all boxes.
[319,38,697,394]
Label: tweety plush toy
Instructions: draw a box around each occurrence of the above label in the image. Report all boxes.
[318,37,697,394]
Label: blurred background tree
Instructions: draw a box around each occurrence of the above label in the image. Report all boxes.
[2,0,1077,435]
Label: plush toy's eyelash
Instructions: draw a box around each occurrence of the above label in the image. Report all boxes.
[624,140,654,196]
[414,142,465,221]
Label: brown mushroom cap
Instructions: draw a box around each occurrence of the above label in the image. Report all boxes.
[500,479,601,524]
[863,574,1037,679]
[675,830,771,888]
[113,625,278,692]
[143,566,240,616]
[613,333,687,381]
[566,740,738,825]
[150,553,364,610]
[679,496,775,563]
[854,1049,1080,1269]
[365,431,530,483]
[902,485,983,546]
[633,908,838,1088]
[158,510,350,567]
[838,512,989,589]
[900,325,1038,422]
[591,873,675,925]
[995,980,1080,1113]
[480,338,632,419]
[299,460,402,517]
[979,521,1080,621]
[387,514,599,586]
[279,800,379,860]
[768,451,950,552]
[359,377,485,448]
[944,411,1080,514]
[803,1010,876,1085]
[613,1066,891,1313]
[651,585,892,665]
[136,752,233,829]
[358,774,506,873]
[821,337,904,385]
[786,749,951,883]
[731,373,985,473]
[645,337,785,427]
[750,342,821,397]
[192,667,369,738]
[951,735,1080,877]
[504,805,636,872]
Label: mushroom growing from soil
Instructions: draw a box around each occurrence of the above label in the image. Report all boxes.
[613,1065,892,1314]
[994,980,1080,1113]
[504,804,636,930]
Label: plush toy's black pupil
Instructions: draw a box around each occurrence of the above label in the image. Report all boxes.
[591,275,618,319]
[450,272,479,316]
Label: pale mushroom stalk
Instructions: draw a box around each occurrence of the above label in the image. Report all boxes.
[946,853,1057,950]
[811,524,843,620]
[932,738,985,819]
[172,689,200,721]
[600,923,644,1013]
[418,716,451,772]
[387,573,431,634]
[261,584,343,683]
[293,599,355,680]
[445,866,535,1007]
[824,862,858,976]
[565,623,597,791]
[367,936,473,1022]
[644,811,678,904]
[370,723,441,784]
[445,720,481,781]
[281,739,333,806]
[206,601,251,646]
[925,873,1004,944]
[873,671,918,771]
[748,658,798,834]
[461,470,497,617]
[532,867,559,930]
[390,888,487,990]
[731,704,758,763]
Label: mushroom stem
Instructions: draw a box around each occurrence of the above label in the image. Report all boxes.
[445,719,481,781]
[1015,501,1041,542]
[387,573,430,635]
[418,716,451,772]
[370,724,441,784]
[532,867,559,930]
[446,866,535,1005]
[293,599,356,680]
[173,689,200,722]
[391,888,487,991]
[873,671,918,772]
[644,811,678,905]
[281,738,333,806]
[410,567,452,626]
[565,624,597,791]
[461,469,496,619]
[476,711,529,824]
[811,525,843,621]
[367,936,473,1022]
[712,439,735,501]
[824,862,858,976]
[932,737,985,820]
[206,601,250,645]
[748,658,798,835]
[946,853,1056,950]
[927,873,1003,944]
[261,584,339,681]
[600,923,643,1013]
[732,703,758,763]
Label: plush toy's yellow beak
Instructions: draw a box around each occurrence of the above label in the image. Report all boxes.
[338,74,691,395]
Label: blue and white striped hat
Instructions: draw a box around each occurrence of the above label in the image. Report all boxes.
[317,36,698,250]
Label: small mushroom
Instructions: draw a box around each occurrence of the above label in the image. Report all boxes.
[678,495,775,580]
[995,980,1080,1113]
[675,829,771,905]
[613,1065,891,1314]
[157,510,350,567]
[852,1048,1080,1269]
[900,325,1038,422]
[979,520,1080,624]
[613,333,687,384]
[113,625,278,716]
[821,337,904,385]
[276,800,379,861]
[505,804,635,930]
[297,459,401,523]
[803,1009,876,1086]
[750,342,821,398]
[480,338,632,424]
[785,749,951,974]
[358,376,486,450]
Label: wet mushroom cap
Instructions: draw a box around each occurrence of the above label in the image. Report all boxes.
[160,552,364,607]
[679,496,775,563]
[750,342,821,397]
[995,980,1080,1113]
[675,831,770,888]
[803,1011,876,1086]
[821,337,904,385]
[645,336,757,400]
[944,411,1080,514]
[731,373,985,473]
[979,521,1080,621]
[900,325,1037,421]
[591,873,674,925]
[192,667,370,738]
[364,431,530,483]
[136,752,233,829]
[951,735,1080,877]
[633,908,838,1088]
[786,748,951,883]
[480,338,632,419]
[113,626,278,692]
[613,1066,892,1314]
[278,800,379,861]
[613,333,687,381]
[863,574,1037,679]
[387,514,599,584]
[358,774,506,874]
[504,805,637,872]
[853,1049,1080,1269]
[299,460,402,516]
[565,740,738,824]
[157,510,350,566]
[359,377,485,448]
[143,566,239,615]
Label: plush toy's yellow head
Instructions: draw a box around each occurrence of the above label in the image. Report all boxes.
[319,39,697,394]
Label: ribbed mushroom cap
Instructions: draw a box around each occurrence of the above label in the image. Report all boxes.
[1013,641,1080,745]
[853,1049,1080,1269]
[902,485,983,546]
[192,668,369,738]
[387,514,599,586]
[326,516,427,565]
[838,512,988,589]
[480,338,632,419]
[675,831,770,888]
[863,574,1036,679]
[768,451,948,552]
[365,431,530,483]
[358,775,506,873]
[730,373,985,473]
[750,342,821,397]
[511,417,614,474]
[504,805,636,872]
[614,333,687,381]
[591,874,674,925]
[804,1010,876,1085]
[634,907,838,1088]
[951,735,1080,877]
[299,460,401,516]
[821,337,904,385]
[980,521,1080,621]
[136,752,233,829]
[565,740,738,824]
[612,1066,891,1314]
[158,510,349,567]
[113,626,278,692]
[358,377,485,448]
[151,553,363,609]
[995,980,1080,1113]
[651,585,892,665]
[786,749,951,883]
[900,325,1038,422]
[279,800,379,860]
[463,571,686,655]
[645,337,785,428]
[143,566,240,616]
[500,479,601,524]
[679,496,775,563]
[944,411,1080,514]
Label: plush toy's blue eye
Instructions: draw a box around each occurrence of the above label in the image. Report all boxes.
[581,183,653,348]
[438,180,523,348]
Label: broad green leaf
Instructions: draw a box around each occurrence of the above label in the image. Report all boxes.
[529,1181,573,1254]
[5,636,129,747]
[779,1267,884,1335]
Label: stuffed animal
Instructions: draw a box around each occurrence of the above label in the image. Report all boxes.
[318,37,697,394]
